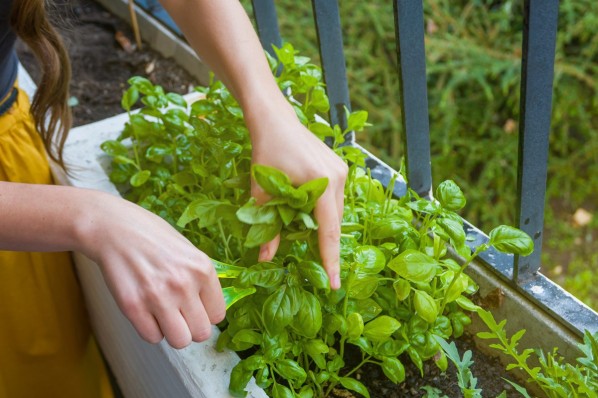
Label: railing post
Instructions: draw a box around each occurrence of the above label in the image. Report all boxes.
[251,0,282,60]
[393,0,432,197]
[311,0,352,135]
[514,0,559,283]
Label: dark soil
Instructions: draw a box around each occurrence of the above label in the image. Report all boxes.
[16,0,196,127]
[330,333,519,398]
[17,2,521,397]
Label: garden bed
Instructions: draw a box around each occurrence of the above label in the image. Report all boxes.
[17,1,589,398]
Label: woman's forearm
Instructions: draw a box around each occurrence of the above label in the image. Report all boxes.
[158,0,290,125]
[0,181,94,252]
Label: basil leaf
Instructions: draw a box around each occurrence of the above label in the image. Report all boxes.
[488,225,534,256]
[414,290,439,324]
[347,312,364,340]
[354,245,386,274]
[363,315,401,342]
[262,285,293,335]
[211,259,245,279]
[238,262,285,288]
[297,261,330,290]
[130,170,151,187]
[275,359,307,384]
[436,180,466,211]
[244,220,282,248]
[339,377,370,398]
[252,164,292,197]
[387,249,439,283]
[237,198,279,225]
[291,291,322,338]
[222,286,256,310]
[382,357,406,384]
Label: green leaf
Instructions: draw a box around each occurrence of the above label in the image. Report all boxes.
[363,315,401,343]
[275,359,307,384]
[252,164,292,197]
[455,296,481,312]
[414,290,439,324]
[177,199,233,229]
[262,285,293,335]
[236,198,279,225]
[354,245,386,274]
[229,361,252,397]
[121,86,139,111]
[347,312,364,340]
[101,140,128,157]
[130,170,151,187]
[222,286,256,310]
[244,220,282,248]
[349,298,383,323]
[309,122,334,140]
[232,329,262,346]
[339,377,370,398]
[488,225,534,256]
[278,205,297,226]
[272,384,294,398]
[166,92,188,108]
[393,278,411,301]
[297,177,329,211]
[347,110,369,132]
[238,262,285,288]
[436,217,466,247]
[297,261,330,290]
[436,180,466,211]
[348,275,379,299]
[382,357,406,384]
[211,259,245,278]
[304,339,329,369]
[291,290,322,338]
[387,249,439,283]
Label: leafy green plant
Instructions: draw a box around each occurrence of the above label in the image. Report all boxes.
[476,309,598,398]
[103,43,533,397]
[241,0,598,311]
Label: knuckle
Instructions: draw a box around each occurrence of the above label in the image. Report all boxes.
[192,327,212,343]
[168,335,192,350]
[210,309,226,325]
[320,225,340,242]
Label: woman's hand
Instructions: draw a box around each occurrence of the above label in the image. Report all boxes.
[77,191,226,349]
[245,100,348,290]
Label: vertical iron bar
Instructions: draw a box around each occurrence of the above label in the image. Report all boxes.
[514,0,559,282]
[251,0,282,58]
[311,0,351,134]
[393,1,432,197]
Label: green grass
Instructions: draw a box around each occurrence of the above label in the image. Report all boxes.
[242,0,598,309]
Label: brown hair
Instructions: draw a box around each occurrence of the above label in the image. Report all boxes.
[10,0,71,166]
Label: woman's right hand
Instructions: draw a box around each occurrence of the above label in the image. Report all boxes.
[76,191,226,349]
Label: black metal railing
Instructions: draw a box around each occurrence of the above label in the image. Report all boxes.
[249,0,598,336]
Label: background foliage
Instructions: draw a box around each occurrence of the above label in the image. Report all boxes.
[242,0,598,309]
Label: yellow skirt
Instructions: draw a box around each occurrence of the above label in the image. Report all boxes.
[0,88,114,398]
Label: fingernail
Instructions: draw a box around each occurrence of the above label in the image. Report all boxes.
[259,246,269,261]
[331,273,341,290]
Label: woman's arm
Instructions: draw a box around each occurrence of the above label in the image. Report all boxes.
[0,181,225,348]
[159,0,347,289]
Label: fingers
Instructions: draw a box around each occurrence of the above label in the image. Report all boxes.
[314,190,341,290]
[259,235,280,262]
[180,299,213,344]
[198,264,227,324]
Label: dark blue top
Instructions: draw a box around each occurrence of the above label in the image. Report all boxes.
[0,0,17,102]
